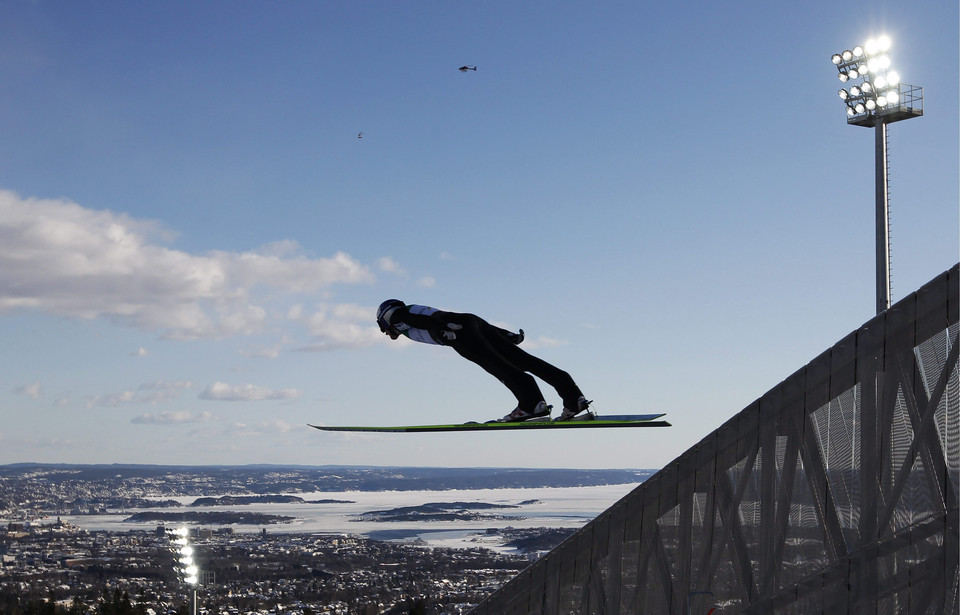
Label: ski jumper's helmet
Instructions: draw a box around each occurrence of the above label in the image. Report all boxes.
[377,299,404,332]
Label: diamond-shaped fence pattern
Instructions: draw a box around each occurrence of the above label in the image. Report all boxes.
[470,264,959,615]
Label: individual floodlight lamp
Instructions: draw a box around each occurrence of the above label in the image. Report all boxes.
[829,35,923,314]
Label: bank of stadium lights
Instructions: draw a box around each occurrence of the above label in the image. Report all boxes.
[831,35,922,127]
[169,527,199,585]
[166,527,199,615]
[830,35,923,314]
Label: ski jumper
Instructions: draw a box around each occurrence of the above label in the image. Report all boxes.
[383,304,584,413]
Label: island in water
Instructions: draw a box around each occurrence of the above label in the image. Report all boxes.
[124,511,295,525]
[353,501,530,523]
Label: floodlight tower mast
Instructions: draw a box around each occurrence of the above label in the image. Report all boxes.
[831,36,923,314]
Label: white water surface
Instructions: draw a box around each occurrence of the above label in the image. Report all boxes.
[56,484,640,552]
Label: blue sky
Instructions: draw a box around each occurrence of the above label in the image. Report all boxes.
[1,1,956,469]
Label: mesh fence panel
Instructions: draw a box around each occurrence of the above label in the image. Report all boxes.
[469,265,959,615]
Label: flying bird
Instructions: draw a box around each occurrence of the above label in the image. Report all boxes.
[458,65,477,72]
[358,132,364,139]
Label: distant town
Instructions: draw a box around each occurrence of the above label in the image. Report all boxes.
[0,464,653,614]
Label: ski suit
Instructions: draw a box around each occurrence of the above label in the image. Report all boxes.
[382,304,583,413]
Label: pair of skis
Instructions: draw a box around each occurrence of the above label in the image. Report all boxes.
[310,412,669,433]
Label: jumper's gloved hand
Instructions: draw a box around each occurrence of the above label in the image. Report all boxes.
[440,322,462,341]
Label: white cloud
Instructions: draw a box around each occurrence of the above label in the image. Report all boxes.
[292,302,383,351]
[131,411,217,425]
[199,382,302,401]
[0,190,377,340]
[376,256,405,275]
[14,382,43,399]
[87,391,138,408]
[86,380,192,408]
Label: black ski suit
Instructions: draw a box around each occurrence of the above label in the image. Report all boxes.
[384,304,583,413]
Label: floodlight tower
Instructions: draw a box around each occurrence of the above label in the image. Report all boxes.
[831,36,923,314]
[168,527,199,615]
